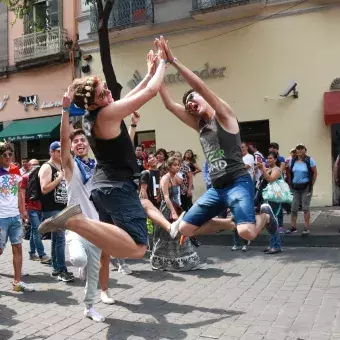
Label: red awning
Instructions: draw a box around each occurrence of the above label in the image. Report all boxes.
[324,91,340,125]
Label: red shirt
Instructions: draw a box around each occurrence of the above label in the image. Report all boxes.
[20,174,42,211]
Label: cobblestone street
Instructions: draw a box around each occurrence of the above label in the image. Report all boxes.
[1,241,340,340]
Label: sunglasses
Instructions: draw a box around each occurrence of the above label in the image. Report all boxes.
[186,92,195,105]
[1,152,13,158]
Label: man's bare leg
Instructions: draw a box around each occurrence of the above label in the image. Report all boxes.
[65,214,147,259]
[237,214,268,240]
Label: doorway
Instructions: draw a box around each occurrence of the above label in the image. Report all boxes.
[239,119,270,156]
[134,130,156,154]
[331,124,340,205]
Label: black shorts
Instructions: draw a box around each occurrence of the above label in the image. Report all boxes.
[91,181,148,245]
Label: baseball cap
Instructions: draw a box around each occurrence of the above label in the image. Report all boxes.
[296,143,306,150]
[49,141,61,151]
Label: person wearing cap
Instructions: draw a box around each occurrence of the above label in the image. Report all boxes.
[39,141,74,282]
[286,143,317,235]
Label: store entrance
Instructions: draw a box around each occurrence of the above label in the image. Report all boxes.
[27,138,55,164]
[331,124,340,205]
[239,119,270,156]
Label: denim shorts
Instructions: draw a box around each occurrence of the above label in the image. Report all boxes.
[91,181,148,245]
[183,175,256,227]
[0,215,23,248]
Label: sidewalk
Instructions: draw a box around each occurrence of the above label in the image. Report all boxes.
[1,241,340,340]
[199,206,340,247]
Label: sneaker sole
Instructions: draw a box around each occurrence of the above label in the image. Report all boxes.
[38,205,82,235]
[260,204,278,234]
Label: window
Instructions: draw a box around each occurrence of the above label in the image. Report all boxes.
[25,0,61,34]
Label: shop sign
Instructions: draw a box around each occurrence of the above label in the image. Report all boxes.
[0,95,9,110]
[18,95,38,111]
[127,63,227,89]
[41,101,62,109]
[7,133,50,142]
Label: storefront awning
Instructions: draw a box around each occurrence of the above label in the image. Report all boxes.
[0,115,61,142]
[324,91,340,125]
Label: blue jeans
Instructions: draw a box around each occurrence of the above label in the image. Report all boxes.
[28,210,46,257]
[44,211,66,272]
[184,175,256,227]
[0,215,22,248]
[268,201,281,250]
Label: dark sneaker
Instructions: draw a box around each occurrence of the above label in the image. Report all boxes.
[52,270,61,277]
[302,227,310,235]
[285,226,297,234]
[58,272,74,282]
[260,204,278,234]
[189,237,201,248]
[38,205,82,235]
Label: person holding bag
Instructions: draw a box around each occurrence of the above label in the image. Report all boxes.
[260,152,292,254]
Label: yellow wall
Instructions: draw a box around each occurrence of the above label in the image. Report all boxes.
[87,8,340,206]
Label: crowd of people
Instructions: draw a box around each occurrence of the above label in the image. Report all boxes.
[0,36,318,326]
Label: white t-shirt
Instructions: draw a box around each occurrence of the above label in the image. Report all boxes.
[0,165,22,218]
[254,151,264,182]
[243,153,255,180]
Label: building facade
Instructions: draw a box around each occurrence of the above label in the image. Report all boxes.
[77,0,340,206]
[0,0,78,162]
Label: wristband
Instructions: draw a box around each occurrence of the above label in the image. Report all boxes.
[130,124,137,128]
[170,57,178,64]
[62,107,70,112]
[161,59,167,64]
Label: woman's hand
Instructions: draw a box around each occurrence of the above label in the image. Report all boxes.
[146,50,157,76]
[131,111,140,125]
[154,37,167,62]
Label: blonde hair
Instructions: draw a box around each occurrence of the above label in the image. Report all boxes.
[71,76,101,110]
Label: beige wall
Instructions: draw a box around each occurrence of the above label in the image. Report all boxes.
[86,8,340,206]
[0,63,73,121]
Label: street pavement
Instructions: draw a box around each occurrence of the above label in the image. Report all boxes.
[1,240,340,340]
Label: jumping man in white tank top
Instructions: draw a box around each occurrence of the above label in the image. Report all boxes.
[60,95,113,322]
[157,36,278,243]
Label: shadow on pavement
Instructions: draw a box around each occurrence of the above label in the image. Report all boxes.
[0,303,17,340]
[130,270,186,282]
[181,267,240,278]
[1,288,78,306]
[105,298,243,339]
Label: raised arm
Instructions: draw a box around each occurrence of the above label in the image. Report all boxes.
[159,83,199,131]
[60,89,74,182]
[124,51,156,100]
[128,111,140,144]
[99,49,167,123]
[161,37,237,132]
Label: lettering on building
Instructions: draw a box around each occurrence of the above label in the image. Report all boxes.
[18,95,38,111]
[127,63,227,89]
[41,101,62,109]
[0,95,9,110]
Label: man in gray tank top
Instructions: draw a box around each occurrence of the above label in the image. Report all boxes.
[157,37,278,242]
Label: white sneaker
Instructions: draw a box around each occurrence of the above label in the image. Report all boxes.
[242,245,248,252]
[118,263,132,275]
[84,307,105,322]
[169,211,185,239]
[78,266,87,281]
[13,281,35,292]
[100,290,115,304]
[231,245,239,251]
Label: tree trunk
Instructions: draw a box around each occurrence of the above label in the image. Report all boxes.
[97,0,122,101]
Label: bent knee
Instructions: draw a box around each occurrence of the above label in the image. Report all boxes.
[70,255,87,268]
[130,245,147,259]
[179,221,198,237]
[237,223,256,241]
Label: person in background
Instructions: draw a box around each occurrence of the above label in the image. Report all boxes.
[20,159,51,264]
[20,158,30,176]
[183,149,201,176]
[259,152,282,254]
[241,142,255,181]
[202,161,211,190]
[248,142,264,186]
[156,148,168,177]
[286,143,317,235]
[135,145,145,173]
[0,142,35,291]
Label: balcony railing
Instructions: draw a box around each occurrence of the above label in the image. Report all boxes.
[192,0,264,11]
[14,27,68,64]
[90,0,153,33]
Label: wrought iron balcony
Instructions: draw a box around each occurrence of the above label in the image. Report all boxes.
[192,0,264,11]
[90,0,154,33]
[14,27,68,64]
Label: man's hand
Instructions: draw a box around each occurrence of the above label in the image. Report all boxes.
[21,209,29,222]
[154,37,167,62]
[187,190,192,198]
[160,36,175,63]
[131,111,140,125]
[62,86,73,111]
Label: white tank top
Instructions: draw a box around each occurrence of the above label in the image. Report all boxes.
[67,160,99,220]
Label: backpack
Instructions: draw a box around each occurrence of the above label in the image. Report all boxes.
[27,166,42,201]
